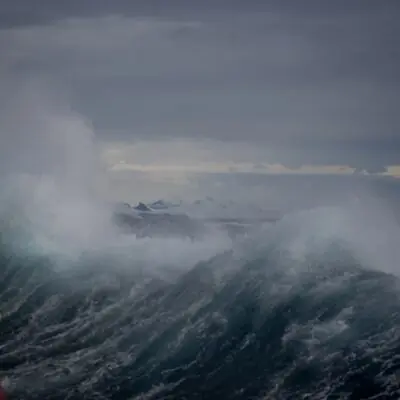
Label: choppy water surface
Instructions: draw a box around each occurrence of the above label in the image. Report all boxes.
[1,209,400,399]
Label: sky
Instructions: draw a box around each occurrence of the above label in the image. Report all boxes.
[1,0,400,201]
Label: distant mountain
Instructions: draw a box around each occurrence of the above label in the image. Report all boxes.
[112,198,281,240]
[113,208,207,240]
[134,202,153,212]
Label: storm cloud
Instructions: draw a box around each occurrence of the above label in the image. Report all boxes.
[1,0,400,173]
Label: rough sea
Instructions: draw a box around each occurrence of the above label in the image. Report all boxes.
[1,201,400,400]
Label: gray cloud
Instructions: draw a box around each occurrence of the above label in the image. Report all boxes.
[1,1,397,28]
[1,1,400,172]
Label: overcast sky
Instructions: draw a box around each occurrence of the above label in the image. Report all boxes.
[1,0,400,192]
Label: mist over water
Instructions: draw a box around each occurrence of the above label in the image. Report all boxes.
[0,83,108,255]
[0,83,233,268]
[1,84,400,399]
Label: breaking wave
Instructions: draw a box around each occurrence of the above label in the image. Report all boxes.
[1,206,400,399]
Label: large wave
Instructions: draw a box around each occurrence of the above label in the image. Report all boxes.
[1,205,400,399]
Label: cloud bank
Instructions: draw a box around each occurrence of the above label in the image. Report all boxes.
[1,1,399,177]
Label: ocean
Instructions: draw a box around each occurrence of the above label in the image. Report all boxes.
[1,203,400,399]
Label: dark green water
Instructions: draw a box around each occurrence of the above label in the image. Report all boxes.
[1,223,400,399]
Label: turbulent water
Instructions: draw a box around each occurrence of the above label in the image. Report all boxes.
[1,208,400,400]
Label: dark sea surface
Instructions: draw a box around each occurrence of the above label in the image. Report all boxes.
[1,205,400,399]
